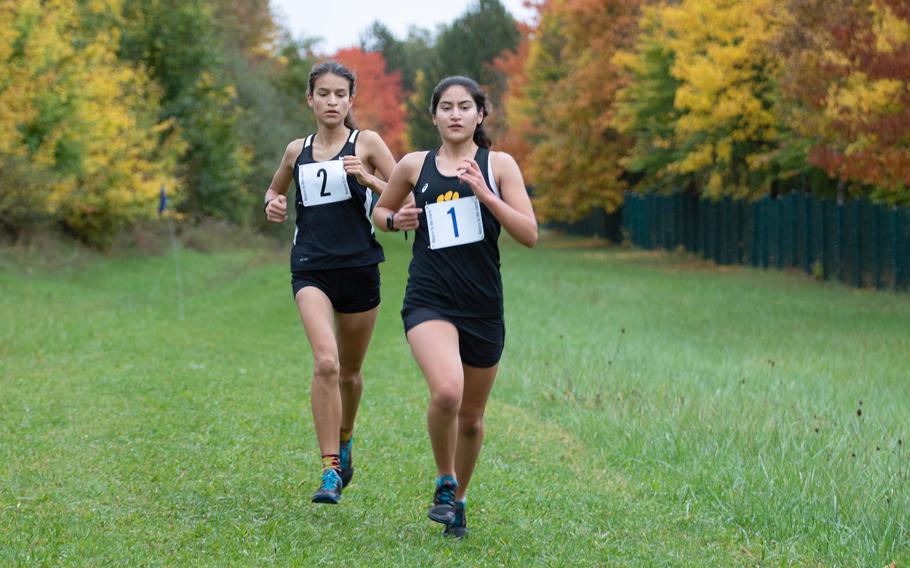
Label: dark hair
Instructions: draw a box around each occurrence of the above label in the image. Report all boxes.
[308,61,358,129]
[429,75,492,149]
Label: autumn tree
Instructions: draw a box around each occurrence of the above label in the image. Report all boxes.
[512,0,639,220]
[0,0,181,245]
[632,0,785,199]
[333,48,408,157]
[406,0,521,150]
[490,21,535,170]
[776,0,910,204]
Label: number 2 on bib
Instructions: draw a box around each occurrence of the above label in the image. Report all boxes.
[300,160,351,206]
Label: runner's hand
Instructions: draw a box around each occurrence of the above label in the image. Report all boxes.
[458,158,495,204]
[343,156,371,187]
[395,205,422,231]
[265,194,287,223]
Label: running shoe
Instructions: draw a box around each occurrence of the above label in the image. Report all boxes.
[427,475,457,524]
[339,437,354,488]
[311,468,343,504]
[443,500,467,539]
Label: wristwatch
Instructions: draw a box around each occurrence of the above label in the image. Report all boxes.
[386,213,398,231]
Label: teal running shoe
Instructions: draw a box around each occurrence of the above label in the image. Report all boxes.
[339,437,354,488]
[427,475,457,524]
[311,469,342,504]
[443,500,467,539]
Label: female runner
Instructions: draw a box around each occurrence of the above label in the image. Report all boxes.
[264,61,397,504]
[372,75,537,536]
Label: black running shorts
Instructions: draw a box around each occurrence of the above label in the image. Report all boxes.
[401,306,505,368]
[292,264,380,313]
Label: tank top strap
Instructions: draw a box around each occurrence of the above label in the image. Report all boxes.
[334,128,358,157]
[474,147,501,199]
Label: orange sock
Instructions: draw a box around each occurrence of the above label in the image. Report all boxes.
[321,454,340,472]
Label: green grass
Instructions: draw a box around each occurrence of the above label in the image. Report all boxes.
[1,232,909,566]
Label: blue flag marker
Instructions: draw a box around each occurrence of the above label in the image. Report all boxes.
[158,185,167,215]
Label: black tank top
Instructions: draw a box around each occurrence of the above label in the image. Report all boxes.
[403,147,503,318]
[291,129,384,271]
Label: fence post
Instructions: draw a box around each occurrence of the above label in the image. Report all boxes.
[711,199,721,264]
[763,198,770,268]
[873,203,882,289]
[803,193,812,275]
[837,200,845,284]
[854,200,863,288]
[819,199,831,280]
[894,207,903,291]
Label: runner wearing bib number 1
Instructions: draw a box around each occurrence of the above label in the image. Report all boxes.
[263,61,398,505]
[372,76,538,538]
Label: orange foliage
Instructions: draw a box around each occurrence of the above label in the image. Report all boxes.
[492,21,534,170]
[510,0,640,219]
[333,48,407,157]
[778,0,910,200]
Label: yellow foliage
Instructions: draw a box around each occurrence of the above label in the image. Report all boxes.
[873,2,910,53]
[827,75,903,117]
[0,0,182,243]
[653,0,782,196]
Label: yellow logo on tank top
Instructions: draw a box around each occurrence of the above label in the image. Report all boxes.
[436,190,460,203]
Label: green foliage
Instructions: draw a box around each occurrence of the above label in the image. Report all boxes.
[119,0,253,223]
[0,0,181,247]
[615,7,685,193]
[361,22,433,93]
[403,0,521,150]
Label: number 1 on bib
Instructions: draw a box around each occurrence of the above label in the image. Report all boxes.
[425,196,483,250]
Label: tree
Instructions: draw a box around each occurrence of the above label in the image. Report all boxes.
[333,48,407,157]
[406,0,521,150]
[0,0,181,246]
[360,22,433,93]
[491,21,535,171]
[513,0,639,220]
[776,0,910,204]
[614,4,684,194]
[651,0,784,199]
[119,0,253,223]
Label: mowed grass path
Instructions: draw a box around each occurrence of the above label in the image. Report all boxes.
[1,232,909,566]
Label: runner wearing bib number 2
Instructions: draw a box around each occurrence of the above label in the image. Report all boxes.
[372,76,537,538]
[263,61,398,505]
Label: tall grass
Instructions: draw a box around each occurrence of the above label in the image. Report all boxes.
[1,233,907,565]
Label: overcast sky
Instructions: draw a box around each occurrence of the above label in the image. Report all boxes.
[271,0,535,54]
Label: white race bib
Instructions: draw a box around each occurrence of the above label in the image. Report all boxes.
[299,160,351,207]
[425,196,484,250]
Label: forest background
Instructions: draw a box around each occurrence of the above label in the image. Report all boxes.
[1,0,908,247]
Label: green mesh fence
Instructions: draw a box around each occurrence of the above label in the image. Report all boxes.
[621,192,910,291]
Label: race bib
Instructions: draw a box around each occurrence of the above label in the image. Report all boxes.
[299,159,351,207]
[425,196,484,250]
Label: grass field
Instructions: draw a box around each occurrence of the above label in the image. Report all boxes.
[1,231,909,566]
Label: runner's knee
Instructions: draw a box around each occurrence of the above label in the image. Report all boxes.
[458,415,484,438]
[313,355,340,383]
[430,387,462,414]
[339,367,362,386]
